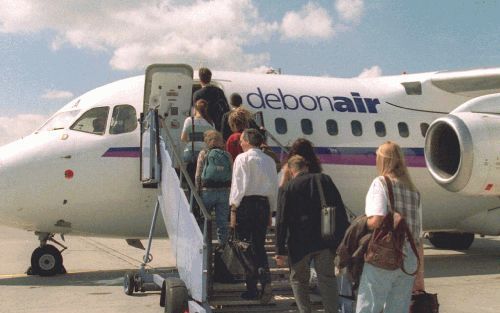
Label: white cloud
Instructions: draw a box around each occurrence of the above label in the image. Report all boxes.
[335,0,364,23]
[357,65,382,78]
[0,1,367,72]
[0,0,279,71]
[41,89,74,100]
[0,114,48,146]
[281,3,334,39]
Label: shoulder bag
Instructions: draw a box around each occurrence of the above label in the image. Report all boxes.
[315,174,336,241]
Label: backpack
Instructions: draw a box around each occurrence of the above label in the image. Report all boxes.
[364,176,420,275]
[201,148,232,187]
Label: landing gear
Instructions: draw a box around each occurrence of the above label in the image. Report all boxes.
[428,232,475,250]
[30,245,63,276]
[27,232,67,276]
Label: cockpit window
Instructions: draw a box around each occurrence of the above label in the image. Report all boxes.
[70,107,109,135]
[110,105,137,134]
[36,110,80,133]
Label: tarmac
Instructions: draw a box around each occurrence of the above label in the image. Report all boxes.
[0,225,499,313]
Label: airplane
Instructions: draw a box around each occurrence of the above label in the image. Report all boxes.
[0,64,499,276]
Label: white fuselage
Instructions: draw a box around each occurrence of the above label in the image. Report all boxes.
[0,70,499,238]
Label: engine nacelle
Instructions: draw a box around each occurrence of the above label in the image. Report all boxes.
[424,93,500,196]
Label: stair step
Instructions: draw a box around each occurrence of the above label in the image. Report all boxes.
[214,280,292,292]
[211,293,324,313]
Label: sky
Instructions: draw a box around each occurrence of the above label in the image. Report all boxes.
[0,0,499,145]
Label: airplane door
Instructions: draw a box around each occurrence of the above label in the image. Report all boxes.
[141,64,194,183]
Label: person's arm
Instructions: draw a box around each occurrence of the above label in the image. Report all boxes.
[365,177,388,230]
[195,150,206,191]
[217,88,230,113]
[268,167,279,214]
[275,187,289,257]
[220,113,229,136]
[229,155,247,209]
[181,118,190,142]
[366,215,384,230]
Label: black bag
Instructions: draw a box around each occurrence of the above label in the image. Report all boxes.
[410,290,439,313]
[315,174,336,241]
[214,247,236,283]
[220,231,257,276]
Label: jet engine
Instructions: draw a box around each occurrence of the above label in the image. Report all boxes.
[424,93,500,196]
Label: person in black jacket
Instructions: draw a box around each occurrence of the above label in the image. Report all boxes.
[193,67,230,130]
[276,155,349,313]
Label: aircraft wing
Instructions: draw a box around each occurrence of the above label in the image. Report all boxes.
[431,67,500,97]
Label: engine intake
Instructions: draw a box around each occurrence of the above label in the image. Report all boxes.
[424,94,500,196]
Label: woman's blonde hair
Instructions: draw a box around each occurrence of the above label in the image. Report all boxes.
[376,141,417,191]
[228,108,250,132]
[203,130,224,148]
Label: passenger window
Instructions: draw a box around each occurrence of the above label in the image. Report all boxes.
[351,120,362,137]
[326,119,338,136]
[110,105,137,134]
[375,121,386,137]
[301,119,313,135]
[398,122,409,138]
[275,118,287,134]
[420,123,429,137]
[70,107,109,135]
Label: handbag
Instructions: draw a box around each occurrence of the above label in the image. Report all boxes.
[315,174,336,241]
[410,290,439,313]
[364,176,420,274]
[220,230,257,276]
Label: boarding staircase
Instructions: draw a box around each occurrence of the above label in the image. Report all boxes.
[125,64,327,313]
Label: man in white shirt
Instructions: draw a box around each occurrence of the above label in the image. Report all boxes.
[229,128,278,302]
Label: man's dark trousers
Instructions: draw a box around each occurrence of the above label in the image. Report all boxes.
[235,195,271,293]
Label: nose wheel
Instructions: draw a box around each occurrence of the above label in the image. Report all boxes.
[27,232,67,276]
[30,245,64,276]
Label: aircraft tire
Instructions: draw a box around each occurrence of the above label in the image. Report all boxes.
[30,244,63,276]
[164,277,188,313]
[428,232,475,250]
[123,271,136,296]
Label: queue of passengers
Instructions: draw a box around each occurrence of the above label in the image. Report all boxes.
[179,67,424,313]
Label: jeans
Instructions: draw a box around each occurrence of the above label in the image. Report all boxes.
[290,249,338,313]
[235,196,271,293]
[201,189,230,244]
[356,242,417,313]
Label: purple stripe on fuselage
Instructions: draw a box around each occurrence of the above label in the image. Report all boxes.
[102,147,141,158]
[271,146,426,168]
[101,146,426,167]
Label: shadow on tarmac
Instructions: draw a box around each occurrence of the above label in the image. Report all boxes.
[0,267,174,288]
[1,238,498,287]
[424,237,500,278]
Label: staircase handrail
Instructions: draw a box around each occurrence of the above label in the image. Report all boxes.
[159,122,213,302]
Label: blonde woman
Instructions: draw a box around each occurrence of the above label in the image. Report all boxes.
[356,141,422,313]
